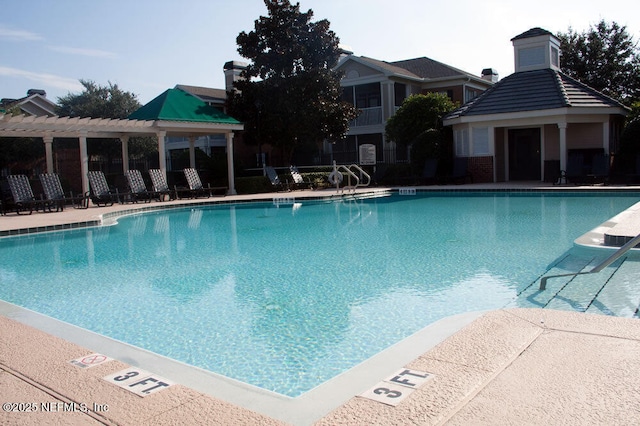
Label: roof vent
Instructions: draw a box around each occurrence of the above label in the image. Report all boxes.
[481,68,499,83]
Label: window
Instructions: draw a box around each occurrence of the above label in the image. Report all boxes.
[472,127,489,155]
[394,83,406,107]
[465,88,481,103]
[518,46,545,67]
[551,47,559,68]
[454,129,469,157]
[342,86,354,104]
[354,83,381,109]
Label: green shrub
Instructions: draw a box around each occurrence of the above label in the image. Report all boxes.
[235,176,273,194]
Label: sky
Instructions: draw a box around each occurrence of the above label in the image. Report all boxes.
[1,0,639,106]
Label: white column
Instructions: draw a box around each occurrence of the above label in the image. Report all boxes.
[79,131,89,196]
[380,81,394,121]
[488,126,496,183]
[226,132,237,195]
[120,135,130,172]
[188,136,196,168]
[558,122,567,183]
[503,128,510,181]
[157,131,167,179]
[43,133,54,173]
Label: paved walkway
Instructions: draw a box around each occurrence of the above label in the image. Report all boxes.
[2,183,640,425]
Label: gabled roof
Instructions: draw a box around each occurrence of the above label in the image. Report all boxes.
[128,88,241,124]
[0,92,58,117]
[174,84,227,105]
[444,69,628,120]
[337,55,489,85]
[352,56,421,79]
[390,57,472,79]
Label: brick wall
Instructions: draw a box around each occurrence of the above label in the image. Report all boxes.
[468,156,493,183]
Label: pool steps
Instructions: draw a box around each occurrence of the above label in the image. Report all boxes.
[539,232,640,290]
[512,253,640,318]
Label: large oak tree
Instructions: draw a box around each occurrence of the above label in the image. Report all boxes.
[558,20,640,106]
[227,0,357,164]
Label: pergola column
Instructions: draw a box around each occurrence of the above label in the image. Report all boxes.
[226,132,237,195]
[558,122,567,183]
[157,131,167,179]
[120,135,130,172]
[79,131,89,195]
[43,133,54,173]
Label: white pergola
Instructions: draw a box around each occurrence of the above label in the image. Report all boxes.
[0,113,244,195]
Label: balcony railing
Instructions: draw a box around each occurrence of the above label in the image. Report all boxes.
[350,107,383,127]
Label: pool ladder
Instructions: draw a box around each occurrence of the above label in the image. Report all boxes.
[539,232,640,290]
[332,162,371,193]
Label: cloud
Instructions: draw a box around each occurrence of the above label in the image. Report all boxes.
[48,45,117,58]
[0,66,83,92]
[0,25,43,41]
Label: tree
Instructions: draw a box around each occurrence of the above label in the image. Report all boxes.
[385,93,456,174]
[385,93,456,146]
[56,80,156,165]
[558,20,640,106]
[227,0,357,164]
[56,80,141,119]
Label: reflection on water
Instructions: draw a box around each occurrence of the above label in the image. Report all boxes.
[0,193,638,396]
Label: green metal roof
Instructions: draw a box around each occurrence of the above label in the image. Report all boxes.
[128,88,241,124]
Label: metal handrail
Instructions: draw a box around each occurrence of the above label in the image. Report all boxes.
[338,165,360,192]
[348,164,371,187]
[539,233,640,290]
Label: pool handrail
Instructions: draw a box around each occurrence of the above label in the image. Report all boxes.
[539,232,640,290]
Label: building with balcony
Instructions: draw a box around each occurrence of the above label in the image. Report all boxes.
[331,53,495,165]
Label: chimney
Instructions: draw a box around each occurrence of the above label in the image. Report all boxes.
[27,89,47,97]
[481,68,499,83]
[223,61,248,92]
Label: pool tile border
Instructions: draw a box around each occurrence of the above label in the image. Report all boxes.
[0,219,102,237]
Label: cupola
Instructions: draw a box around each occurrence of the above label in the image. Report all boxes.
[511,27,561,73]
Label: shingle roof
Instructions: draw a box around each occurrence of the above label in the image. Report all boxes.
[355,56,478,80]
[174,84,227,104]
[511,27,554,41]
[390,57,468,79]
[444,69,626,120]
[357,57,420,79]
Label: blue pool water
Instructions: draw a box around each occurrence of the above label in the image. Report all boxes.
[0,192,639,396]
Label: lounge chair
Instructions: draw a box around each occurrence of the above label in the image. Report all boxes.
[124,169,153,203]
[588,153,609,185]
[6,175,45,214]
[289,166,315,190]
[182,168,213,198]
[265,166,288,191]
[421,158,438,185]
[88,171,120,206]
[148,169,175,201]
[565,153,585,185]
[39,173,89,211]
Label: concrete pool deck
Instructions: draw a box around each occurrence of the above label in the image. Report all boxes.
[2,182,640,425]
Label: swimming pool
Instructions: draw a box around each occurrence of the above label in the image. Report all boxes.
[0,192,639,396]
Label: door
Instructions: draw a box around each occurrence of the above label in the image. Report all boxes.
[508,128,541,180]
